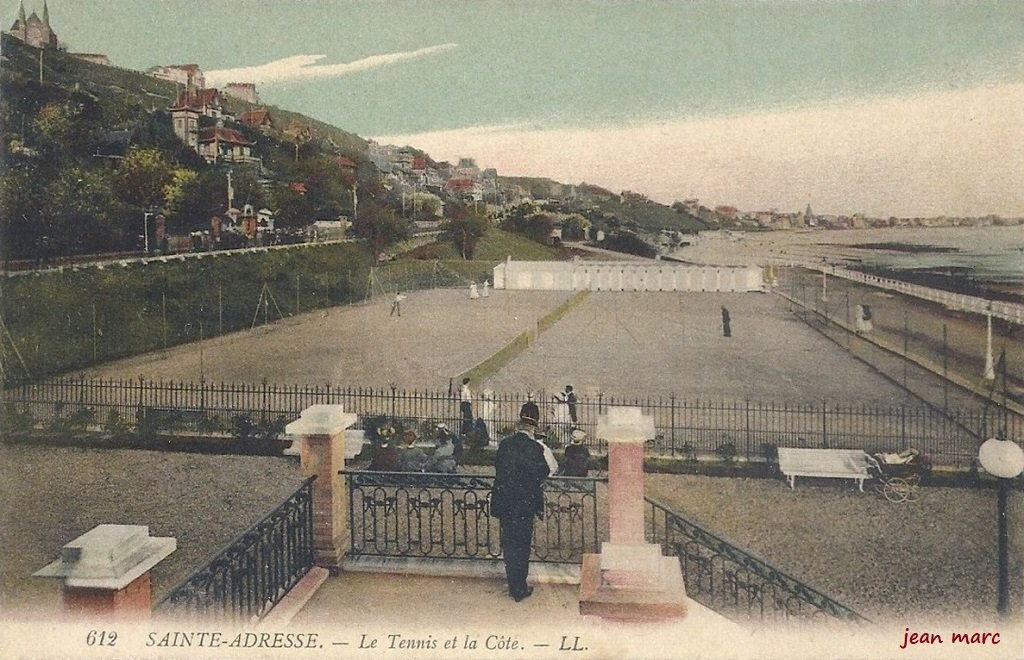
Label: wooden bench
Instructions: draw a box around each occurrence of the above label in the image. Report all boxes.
[777,448,871,492]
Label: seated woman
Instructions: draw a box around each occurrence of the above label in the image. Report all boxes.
[560,428,591,477]
[368,425,399,470]
[423,423,458,473]
[369,438,399,471]
[397,430,428,472]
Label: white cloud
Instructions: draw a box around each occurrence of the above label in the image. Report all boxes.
[206,43,458,87]
[376,83,1024,218]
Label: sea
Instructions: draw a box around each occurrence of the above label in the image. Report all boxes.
[833,226,1024,302]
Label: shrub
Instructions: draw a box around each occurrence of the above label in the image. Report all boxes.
[715,441,737,465]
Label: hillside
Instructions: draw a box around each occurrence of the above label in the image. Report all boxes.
[0,32,382,263]
[402,227,562,261]
[1,34,367,154]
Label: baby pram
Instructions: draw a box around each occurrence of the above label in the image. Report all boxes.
[865,448,924,502]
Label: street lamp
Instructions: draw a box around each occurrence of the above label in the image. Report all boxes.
[143,211,154,254]
[978,435,1024,616]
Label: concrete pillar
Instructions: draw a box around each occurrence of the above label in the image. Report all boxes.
[580,407,687,621]
[285,404,357,574]
[34,524,175,620]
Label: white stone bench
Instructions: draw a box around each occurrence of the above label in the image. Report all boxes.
[777,448,871,492]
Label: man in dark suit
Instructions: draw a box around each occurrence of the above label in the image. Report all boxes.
[490,411,552,602]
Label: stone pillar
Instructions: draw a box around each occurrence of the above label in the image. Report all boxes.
[34,524,175,620]
[285,404,357,575]
[580,407,687,621]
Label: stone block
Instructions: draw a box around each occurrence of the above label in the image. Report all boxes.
[579,553,687,621]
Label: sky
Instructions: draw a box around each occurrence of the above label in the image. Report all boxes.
[15,0,1024,217]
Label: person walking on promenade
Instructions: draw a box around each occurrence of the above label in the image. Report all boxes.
[460,377,474,435]
[469,281,480,299]
[390,292,406,317]
[482,279,490,297]
[490,412,552,602]
[519,392,540,429]
[560,428,591,477]
[721,306,732,337]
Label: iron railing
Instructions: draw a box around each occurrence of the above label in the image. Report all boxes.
[155,476,316,622]
[5,377,1018,467]
[645,497,869,625]
[344,470,603,563]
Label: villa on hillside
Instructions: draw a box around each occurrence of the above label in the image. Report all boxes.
[197,125,257,164]
[240,109,274,133]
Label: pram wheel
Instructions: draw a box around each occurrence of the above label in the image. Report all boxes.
[882,477,918,503]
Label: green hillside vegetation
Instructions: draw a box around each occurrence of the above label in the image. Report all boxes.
[402,228,560,262]
[1,242,374,381]
[0,33,389,263]
[498,176,706,237]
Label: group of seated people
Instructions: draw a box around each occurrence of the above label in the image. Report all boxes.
[368,423,461,473]
[368,421,591,477]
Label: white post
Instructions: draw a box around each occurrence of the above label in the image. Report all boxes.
[984,306,995,381]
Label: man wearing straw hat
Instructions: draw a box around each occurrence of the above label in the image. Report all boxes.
[490,409,552,602]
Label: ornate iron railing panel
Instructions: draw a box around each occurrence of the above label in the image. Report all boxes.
[345,471,602,563]
[156,477,316,622]
[645,497,870,625]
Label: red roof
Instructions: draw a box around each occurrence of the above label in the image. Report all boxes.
[198,126,251,146]
[411,156,427,171]
[445,178,476,192]
[334,155,357,169]
[173,88,222,110]
[240,110,273,127]
[289,182,308,194]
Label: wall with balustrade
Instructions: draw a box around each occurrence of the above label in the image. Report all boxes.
[493,259,765,293]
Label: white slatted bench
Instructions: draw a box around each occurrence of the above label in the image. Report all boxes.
[777,448,871,492]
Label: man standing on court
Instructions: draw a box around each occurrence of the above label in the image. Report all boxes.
[490,410,552,602]
[390,291,406,317]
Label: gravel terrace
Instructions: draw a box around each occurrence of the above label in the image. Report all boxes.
[0,444,304,619]
[2,443,1020,625]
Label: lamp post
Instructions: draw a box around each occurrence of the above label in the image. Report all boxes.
[978,436,1024,616]
[143,211,154,254]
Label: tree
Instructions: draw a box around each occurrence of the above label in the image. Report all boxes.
[351,204,411,258]
[162,168,199,220]
[117,146,173,211]
[269,182,314,230]
[0,159,48,261]
[32,94,103,159]
[560,213,590,241]
[442,202,489,259]
[45,166,129,255]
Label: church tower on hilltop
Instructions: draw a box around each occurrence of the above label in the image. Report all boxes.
[8,1,60,49]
